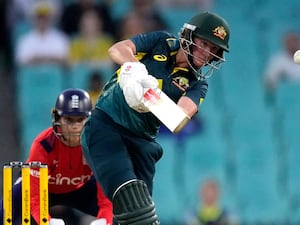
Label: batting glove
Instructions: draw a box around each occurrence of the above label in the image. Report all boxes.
[122,78,150,113]
[119,62,148,90]
[140,74,158,89]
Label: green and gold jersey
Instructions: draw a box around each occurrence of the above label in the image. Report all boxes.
[95,31,208,140]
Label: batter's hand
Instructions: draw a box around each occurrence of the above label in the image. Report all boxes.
[140,74,158,89]
[119,62,148,90]
[122,78,149,113]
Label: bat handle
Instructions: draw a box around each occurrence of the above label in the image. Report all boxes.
[173,116,191,134]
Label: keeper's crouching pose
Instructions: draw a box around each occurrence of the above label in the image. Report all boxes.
[81,12,230,225]
[1,89,113,225]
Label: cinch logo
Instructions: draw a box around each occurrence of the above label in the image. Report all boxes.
[153,54,167,61]
[48,173,91,185]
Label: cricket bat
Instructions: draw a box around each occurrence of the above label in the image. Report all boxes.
[142,88,190,134]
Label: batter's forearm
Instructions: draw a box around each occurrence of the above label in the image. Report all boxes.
[108,40,138,65]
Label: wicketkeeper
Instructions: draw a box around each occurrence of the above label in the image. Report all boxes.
[1,89,113,225]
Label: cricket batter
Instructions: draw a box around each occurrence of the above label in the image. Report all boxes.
[81,12,230,225]
[1,89,112,225]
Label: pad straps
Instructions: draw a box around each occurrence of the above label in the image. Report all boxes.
[113,180,160,225]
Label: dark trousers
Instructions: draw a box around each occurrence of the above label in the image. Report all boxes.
[81,109,163,200]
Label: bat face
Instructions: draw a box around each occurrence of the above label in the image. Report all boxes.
[142,88,190,133]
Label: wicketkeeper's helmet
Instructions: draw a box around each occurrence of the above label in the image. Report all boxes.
[52,88,92,121]
[52,88,92,135]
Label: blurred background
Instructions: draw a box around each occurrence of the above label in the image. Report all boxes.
[1,0,300,224]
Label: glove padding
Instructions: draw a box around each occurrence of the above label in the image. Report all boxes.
[140,75,159,89]
[49,218,65,225]
[123,79,148,113]
[122,75,158,113]
[119,62,148,90]
[90,218,108,225]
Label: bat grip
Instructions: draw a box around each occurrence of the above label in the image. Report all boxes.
[173,116,191,134]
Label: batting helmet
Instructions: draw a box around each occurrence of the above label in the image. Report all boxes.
[179,12,230,80]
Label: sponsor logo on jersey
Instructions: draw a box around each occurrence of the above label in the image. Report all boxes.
[153,54,168,61]
[48,173,91,185]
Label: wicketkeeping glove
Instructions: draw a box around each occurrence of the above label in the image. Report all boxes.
[119,62,148,90]
[90,218,109,225]
[49,218,65,225]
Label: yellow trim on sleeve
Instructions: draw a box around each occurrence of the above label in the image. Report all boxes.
[135,53,147,61]
[200,98,204,105]
[157,79,163,89]
[171,67,189,76]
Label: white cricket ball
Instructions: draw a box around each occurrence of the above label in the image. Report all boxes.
[293,50,300,64]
